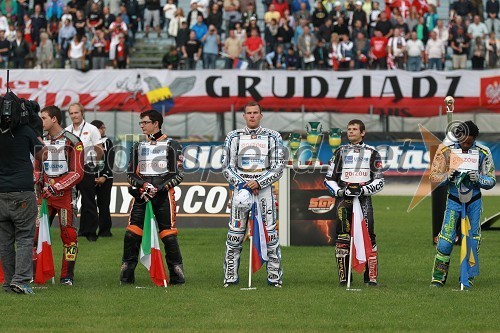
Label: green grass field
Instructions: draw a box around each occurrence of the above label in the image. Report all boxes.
[1,196,500,332]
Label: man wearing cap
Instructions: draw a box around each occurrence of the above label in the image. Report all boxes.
[222,101,285,288]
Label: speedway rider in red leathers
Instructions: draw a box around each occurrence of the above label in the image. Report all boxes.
[222,102,285,288]
[120,110,185,285]
[35,106,84,286]
[324,119,384,286]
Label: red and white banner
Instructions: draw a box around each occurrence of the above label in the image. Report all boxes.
[1,70,498,116]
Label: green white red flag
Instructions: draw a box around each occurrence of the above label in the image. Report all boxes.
[35,199,55,284]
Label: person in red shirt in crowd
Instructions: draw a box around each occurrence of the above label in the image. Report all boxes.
[272,0,289,18]
[245,27,264,69]
[114,33,129,69]
[370,28,389,69]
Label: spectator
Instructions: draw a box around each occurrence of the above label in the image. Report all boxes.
[394,15,410,39]
[0,0,18,25]
[175,20,189,51]
[368,1,381,36]
[30,4,46,49]
[314,38,329,68]
[114,34,129,68]
[102,6,116,30]
[202,25,219,69]
[291,0,311,13]
[351,19,368,40]
[234,21,247,54]
[36,31,54,68]
[182,30,201,69]
[242,2,257,28]
[468,14,489,39]
[405,6,419,33]
[240,0,255,14]
[207,3,223,32]
[123,0,139,44]
[0,29,9,68]
[486,0,499,20]
[87,3,104,35]
[265,42,287,68]
[67,33,86,70]
[245,27,264,69]
[223,0,241,32]
[272,0,289,17]
[109,0,121,16]
[413,15,429,44]
[0,12,9,35]
[332,16,349,36]
[449,15,466,38]
[223,29,242,68]
[375,11,393,38]
[285,46,299,69]
[194,0,209,18]
[294,1,311,23]
[351,1,367,28]
[163,0,177,36]
[485,31,499,67]
[169,8,186,40]
[265,18,279,52]
[362,0,373,17]
[108,15,128,62]
[451,25,470,68]
[22,14,34,54]
[370,28,388,69]
[425,30,445,70]
[91,29,109,69]
[58,19,77,68]
[67,0,79,21]
[61,5,73,24]
[47,0,64,21]
[318,17,334,43]
[470,35,485,68]
[433,19,449,46]
[11,29,29,68]
[144,0,161,37]
[282,8,295,27]
[337,33,354,70]
[277,18,294,49]
[485,11,500,36]
[246,16,261,35]
[192,15,208,41]
[264,3,281,24]
[323,0,336,14]
[353,31,370,68]
[312,1,328,30]
[451,0,474,19]
[424,4,438,31]
[297,24,318,69]
[74,10,87,37]
[162,46,180,68]
[388,28,406,69]
[187,0,202,29]
[329,32,340,69]
[85,0,104,16]
[406,31,425,71]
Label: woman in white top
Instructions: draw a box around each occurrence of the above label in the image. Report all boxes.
[163,0,177,35]
[168,7,185,38]
[67,34,86,70]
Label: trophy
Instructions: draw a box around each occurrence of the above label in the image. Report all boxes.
[328,128,342,153]
[288,132,302,165]
[306,121,323,165]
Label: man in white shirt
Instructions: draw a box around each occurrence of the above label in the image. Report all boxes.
[425,31,445,70]
[433,20,449,46]
[406,31,425,71]
[388,28,407,69]
[65,103,103,241]
[468,15,489,40]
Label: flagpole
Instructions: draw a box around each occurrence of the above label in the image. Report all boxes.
[347,235,354,290]
[51,277,55,285]
[163,279,167,288]
[460,202,465,291]
[248,234,253,289]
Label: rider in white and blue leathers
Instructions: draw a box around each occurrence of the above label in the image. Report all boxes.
[221,102,285,287]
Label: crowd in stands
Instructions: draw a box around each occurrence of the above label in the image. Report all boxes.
[0,0,497,70]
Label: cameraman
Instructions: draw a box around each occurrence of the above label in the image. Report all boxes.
[0,98,42,294]
[201,25,219,69]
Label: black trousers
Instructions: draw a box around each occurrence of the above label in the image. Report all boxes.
[77,172,98,236]
[96,177,113,235]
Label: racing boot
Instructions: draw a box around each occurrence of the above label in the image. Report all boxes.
[363,245,378,286]
[162,235,185,285]
[430,251,450,287]
[336,234,350,286]
[120,231,141,284]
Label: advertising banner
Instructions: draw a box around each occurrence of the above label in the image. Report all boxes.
[1,70,498,116]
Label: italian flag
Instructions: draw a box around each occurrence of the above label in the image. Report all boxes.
[140,201,168,287]
[35,199,55,284]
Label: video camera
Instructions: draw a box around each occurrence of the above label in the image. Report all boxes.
[0,70,42,136]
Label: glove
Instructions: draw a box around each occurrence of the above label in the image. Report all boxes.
[141,182,158,201]
[468,170,479,182]
[42,183,62,198]
[336,188,345,197]
[344,184,362,197]
[448,169,459,182]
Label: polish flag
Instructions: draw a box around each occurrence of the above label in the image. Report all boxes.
[351,197,372,274]
[140,201,168,287]
[35,199,55,284]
